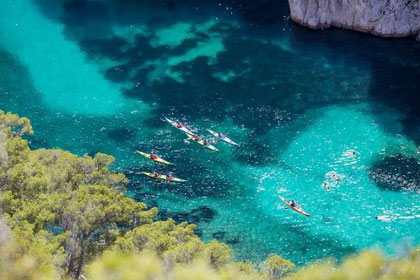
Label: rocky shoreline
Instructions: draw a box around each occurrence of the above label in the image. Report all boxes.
[288,0,420,40]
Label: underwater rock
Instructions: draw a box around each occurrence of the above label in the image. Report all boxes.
[288,0,420,39]
[158,206,217,224]
[226,236,240,245]
[369,154,420,192]
[212,231,226,240]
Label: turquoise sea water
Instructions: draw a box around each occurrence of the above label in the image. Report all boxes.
[0,0,419,265]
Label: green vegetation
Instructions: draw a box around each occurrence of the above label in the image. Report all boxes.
[0,109,419,280]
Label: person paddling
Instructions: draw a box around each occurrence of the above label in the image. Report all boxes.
[167,172,174,183]
[176,121,184,129]
[290,200,297,207]
[149,152,158,160]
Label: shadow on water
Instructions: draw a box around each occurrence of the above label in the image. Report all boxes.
[288,25,420,144]
[368,58,420,143]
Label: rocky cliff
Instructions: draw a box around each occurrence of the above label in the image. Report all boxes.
[288,0,420,39]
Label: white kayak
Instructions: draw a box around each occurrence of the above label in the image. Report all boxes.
[187,134,219,152]
[207,129,240,147]
[164,117,195,135]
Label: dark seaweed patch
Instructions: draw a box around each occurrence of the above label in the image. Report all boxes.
[369,154,420,192]
[104,63,132,82]
[158,206,217,224]
[80,37,129,61]
[107,127,137,142]
[62,0,110,26]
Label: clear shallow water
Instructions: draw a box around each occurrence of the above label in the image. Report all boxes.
[0,0,419,265]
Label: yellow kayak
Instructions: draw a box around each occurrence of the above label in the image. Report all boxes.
[186,134,219,152]
[136,150,173,165]
[141,172,187,183]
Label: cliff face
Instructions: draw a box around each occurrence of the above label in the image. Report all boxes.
[288,0,420,39]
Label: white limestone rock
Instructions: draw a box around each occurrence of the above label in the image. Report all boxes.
[288,0,420,38]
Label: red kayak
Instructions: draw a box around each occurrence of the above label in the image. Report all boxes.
[278,196,310,217]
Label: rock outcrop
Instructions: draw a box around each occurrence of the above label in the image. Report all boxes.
[288,0,420,39]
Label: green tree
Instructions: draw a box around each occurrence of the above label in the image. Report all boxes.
[60,185,157,278]
[261,254,295,279]
[0,215,60,280]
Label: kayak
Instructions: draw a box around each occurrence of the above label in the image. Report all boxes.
[164,117,195,135]
[187,134,219,152]
[141,172,187,183]
[207,129,240,147]
[136,150,173,165]
[278,196,310,217]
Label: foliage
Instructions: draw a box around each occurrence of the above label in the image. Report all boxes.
[0,109,156,278]
[113,219,231,269]
[0,216,61,280]
[86,247,420,280]
[286,249,420,280]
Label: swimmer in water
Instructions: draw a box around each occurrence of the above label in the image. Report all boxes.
[323,181,330,190]
[330,172,343,183]
[375,215,392,222]
[167,172,174,183]
[343,150,358,158]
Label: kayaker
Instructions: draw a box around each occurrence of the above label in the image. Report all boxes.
[150,152,158,160]
[167,172,174,183]
[202,139,208,146]
[176,122,183,129]
[217,132,223,138]
[193,135,200,141]
[290,200,296,207]
[152,171,159,177]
